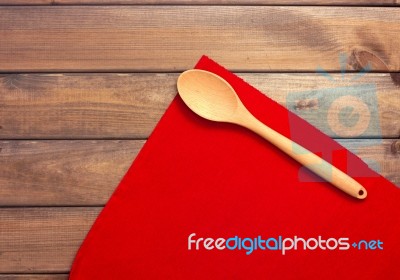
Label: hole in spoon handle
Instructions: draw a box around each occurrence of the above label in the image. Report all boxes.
[357,187,367,199]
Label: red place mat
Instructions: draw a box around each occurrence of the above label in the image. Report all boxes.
[69,56,400,279]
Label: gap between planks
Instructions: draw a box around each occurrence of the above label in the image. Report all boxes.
[0,275,69,280]
[0,0,399,6]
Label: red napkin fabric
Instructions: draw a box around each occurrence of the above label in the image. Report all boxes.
[69,56,400,280]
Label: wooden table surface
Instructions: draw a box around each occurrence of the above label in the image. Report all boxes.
[0,0,399,279]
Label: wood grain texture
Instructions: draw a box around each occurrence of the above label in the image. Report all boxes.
[0,0,398,5]
[0,275,68,280]
[0,73,176,139]
[0,6,400,72]
[0,207,101,273]
[0,140,143,206]
[0,73,398,139]
[346,139,400,186]
[0,139,398,206]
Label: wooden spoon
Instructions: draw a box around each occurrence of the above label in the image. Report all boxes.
[177,69,367,200]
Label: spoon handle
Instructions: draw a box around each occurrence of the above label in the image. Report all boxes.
[236,108,367,199]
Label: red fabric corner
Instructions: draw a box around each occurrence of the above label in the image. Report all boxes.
[69,56,400,280]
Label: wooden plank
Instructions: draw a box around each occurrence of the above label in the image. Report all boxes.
[0,139,398,206]
[0,0,398,5]
[340,139,400,186]
[0,275,68,280]
[0,7,399,72]
[0,140,144,206]
[1,73,399,139]
[0,207,101,273]
[0,73,176,139]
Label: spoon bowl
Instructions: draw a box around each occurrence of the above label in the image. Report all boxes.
[177,69,240,122]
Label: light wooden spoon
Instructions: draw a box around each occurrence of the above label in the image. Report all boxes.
[177,69,367,200]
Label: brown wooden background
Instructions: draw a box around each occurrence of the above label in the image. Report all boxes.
[0,1,399,279]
